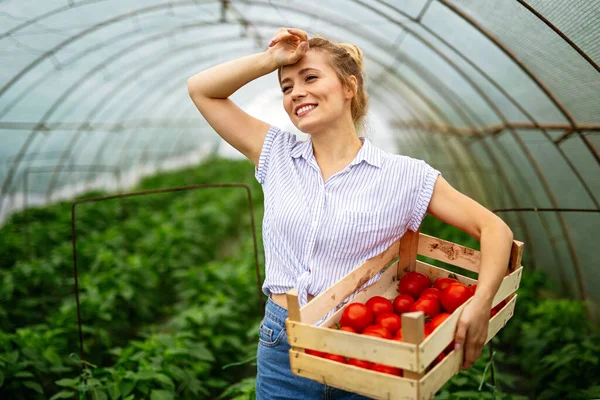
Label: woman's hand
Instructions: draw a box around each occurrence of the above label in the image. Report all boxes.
[453,297,491,370]
[267,28,310,67]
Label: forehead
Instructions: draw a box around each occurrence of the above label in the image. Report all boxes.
[280,51,331,82]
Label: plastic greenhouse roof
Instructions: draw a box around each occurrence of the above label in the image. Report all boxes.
[0,0,599,317]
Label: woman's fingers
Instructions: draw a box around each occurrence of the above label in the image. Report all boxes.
[287,28,309,41]
[269,28,307,48]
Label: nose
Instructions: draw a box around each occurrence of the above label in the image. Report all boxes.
[291,84,306,101]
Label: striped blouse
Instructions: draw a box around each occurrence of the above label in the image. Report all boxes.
[255,125,441,324]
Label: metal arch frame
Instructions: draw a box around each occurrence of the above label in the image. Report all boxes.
[355,0,600,211]
[437,0,599,161]
[42,43,252,199]
[0,0,593,302]
[2,0,597,213]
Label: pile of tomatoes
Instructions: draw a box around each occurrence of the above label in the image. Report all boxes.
[305,272,507,376]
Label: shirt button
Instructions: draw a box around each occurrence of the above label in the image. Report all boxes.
[312,220,317,227]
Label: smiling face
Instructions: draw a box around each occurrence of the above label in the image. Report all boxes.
[280,50,353,134]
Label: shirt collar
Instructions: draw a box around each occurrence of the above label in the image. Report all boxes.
[291,136,382,169]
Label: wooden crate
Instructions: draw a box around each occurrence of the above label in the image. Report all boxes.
[284,229,524,400]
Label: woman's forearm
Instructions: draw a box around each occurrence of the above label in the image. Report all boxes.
[473,221,514,307]
[187,51,278,99]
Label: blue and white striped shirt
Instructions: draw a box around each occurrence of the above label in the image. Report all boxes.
[255,125,441,323]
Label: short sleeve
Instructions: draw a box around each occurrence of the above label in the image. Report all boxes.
[406,160,441,232]
[255,125,290,185]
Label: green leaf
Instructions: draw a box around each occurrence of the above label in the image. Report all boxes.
[22,380,44,394]
[119,380,136,397]
[150,390,174,400]
[55,378,79,387]
[50,390,76,400]
[0,371,4,387]
[14,371,35,378]
[44,348,63,366]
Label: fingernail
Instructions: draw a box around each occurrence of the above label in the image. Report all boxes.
[301,42,307,48]
[455,343,462,351]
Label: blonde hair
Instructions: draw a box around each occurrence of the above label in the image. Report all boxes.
[278,36,369,134]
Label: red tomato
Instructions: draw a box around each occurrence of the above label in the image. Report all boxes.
[440,283,472,313]
[393,328,403,341]
[365,296,394,317]
[410,297,441,319]
[348,358,373,369]
[424,321,434,338]
[433,277,459,291]
[323,353,347,363]
[429,313,451,332]
[469,284,477,296]
[363,325,392,339]
[339,303,374,333]
[305,348,326,358]
[372,363,403,376]
[375,313,402,336]
[339,326,356,333]
[420,287,442,302]
[392,294,415,315]
[398,271,431,300]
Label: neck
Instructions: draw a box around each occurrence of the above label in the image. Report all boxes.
[310,118,363,165]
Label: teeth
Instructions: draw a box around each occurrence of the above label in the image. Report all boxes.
[296,105,317,115]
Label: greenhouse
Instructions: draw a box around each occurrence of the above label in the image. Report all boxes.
[0,0,598,399]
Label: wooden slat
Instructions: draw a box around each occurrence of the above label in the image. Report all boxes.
[419,347,464,400]
[399,230,419,275]
[402,311,425,379]
[415,260,478,286]
[492,267,523,308]
[289,350,418,400]
[299,237,401,325]
[509,240,524,273]
[487,294,517,342]
[318,262,400,328]
[286,320,418,371]
[418,300,471,373]
[419,294,518,399]
[417,233,481,273]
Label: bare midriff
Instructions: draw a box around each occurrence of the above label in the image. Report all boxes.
[270,292,314,310]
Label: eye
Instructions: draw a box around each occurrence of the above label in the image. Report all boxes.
[306,75,317,81]
[282,85,291,93]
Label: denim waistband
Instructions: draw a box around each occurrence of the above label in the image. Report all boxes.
[265,296,288,326]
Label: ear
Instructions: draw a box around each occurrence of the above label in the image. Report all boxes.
[345,76,358,100]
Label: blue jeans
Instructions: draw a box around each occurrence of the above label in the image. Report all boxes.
[256,296,373,400]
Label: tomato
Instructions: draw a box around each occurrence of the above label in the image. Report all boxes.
[469,284,477,296]
[339,326,356,333]
[420,287,442,302]
[424,321,434,338]
[440,283,472,313]
[393,328,403,341]
[365,296,394,317]
[363,325,392,339]
[392,294,415,315]
[433,277,459,291]
[410,297,441,319]
[398,271,431,299]
[371,363,403,376]
[339,303,374,333]
[348,358,373,369]
[429,313,451,332]
[323,353,347,363]
[375,313,402,336]
[305,348,326,358]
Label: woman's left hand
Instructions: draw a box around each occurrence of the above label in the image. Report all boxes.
[453,298,491,370]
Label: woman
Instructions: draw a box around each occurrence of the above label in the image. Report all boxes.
[187,27,514,399]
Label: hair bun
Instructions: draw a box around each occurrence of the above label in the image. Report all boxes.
[339,43,364,70]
